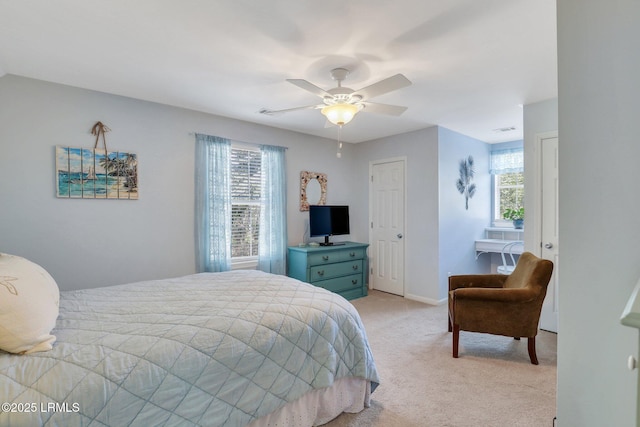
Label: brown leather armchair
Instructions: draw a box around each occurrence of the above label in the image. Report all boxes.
[448,252,553,364]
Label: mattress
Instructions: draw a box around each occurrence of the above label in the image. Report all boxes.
[0,270,379,426]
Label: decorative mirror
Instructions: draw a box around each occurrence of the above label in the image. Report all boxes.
[300,171,327,211]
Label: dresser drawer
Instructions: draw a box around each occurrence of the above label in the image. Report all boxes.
[310,260,363,281]
[307,248,366,266]
[287,242,369,301]
[314,273,364,293]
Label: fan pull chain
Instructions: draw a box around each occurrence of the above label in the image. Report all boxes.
[336,125,343,158]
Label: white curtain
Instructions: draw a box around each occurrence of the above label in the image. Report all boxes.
[258,144,287,275]
[195,134,231,272]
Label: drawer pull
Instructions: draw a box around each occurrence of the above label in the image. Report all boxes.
[322,255,329,261]
[352,279,359,285]
[352,265,359,270]
[349,252,356,257]
[317,270,324,276]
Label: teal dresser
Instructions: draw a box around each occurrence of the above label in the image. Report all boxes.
[287,242,369,300]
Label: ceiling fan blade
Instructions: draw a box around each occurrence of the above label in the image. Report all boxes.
[259,104,322,115]
[286,79,333,98]
[354,74,412,100]
[362,102,408,116]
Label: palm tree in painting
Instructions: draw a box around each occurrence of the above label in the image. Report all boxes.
[456,155,476,210]
[122,154,138,191]
[99,153,138,191]
[99,155,117,176]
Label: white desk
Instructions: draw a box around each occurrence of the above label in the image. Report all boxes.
[475,227,525,259]
[475,239,524,259]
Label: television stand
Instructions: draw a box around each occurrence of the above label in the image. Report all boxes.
[286,241,369,300]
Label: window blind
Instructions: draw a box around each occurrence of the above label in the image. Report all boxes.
[230,148,261,258]
[231,149,262,201]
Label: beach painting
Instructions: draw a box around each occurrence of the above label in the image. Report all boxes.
[56,146,138,199]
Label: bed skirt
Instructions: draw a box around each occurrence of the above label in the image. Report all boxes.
[249,377,371,426]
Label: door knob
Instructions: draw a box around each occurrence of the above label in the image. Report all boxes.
[544,242,554,249]
[397,233,403,239]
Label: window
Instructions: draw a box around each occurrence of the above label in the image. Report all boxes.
[490,147,524,224]
[494,172,524,222]
[230,147,261,259]
[195,133,287,274]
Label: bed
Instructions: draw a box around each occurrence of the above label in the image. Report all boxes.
[0,270,379,426]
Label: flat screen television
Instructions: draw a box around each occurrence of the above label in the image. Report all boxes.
[309,205,350,246]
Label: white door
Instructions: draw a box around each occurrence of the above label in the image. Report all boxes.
[539,135,560,332]
[370,159,405,296]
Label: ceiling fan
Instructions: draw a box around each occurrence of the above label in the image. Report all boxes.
[260,68,412,126]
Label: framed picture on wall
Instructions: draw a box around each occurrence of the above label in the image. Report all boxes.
[55,146,138,199]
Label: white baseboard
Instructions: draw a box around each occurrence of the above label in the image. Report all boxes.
[405,293,447,306]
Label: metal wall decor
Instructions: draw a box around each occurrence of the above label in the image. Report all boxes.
[456,155,476,210]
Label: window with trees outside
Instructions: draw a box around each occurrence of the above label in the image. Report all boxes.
[494,172,524,223]
[490,147,524,225]
[230,147,261,260]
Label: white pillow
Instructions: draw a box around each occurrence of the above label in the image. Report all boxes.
[0,253,59,354]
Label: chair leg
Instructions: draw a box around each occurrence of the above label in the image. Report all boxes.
[528,337,539,365]
[452,324,460,358]
[448,316,452,332]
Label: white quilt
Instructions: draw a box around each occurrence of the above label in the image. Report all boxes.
[0,270,379,426]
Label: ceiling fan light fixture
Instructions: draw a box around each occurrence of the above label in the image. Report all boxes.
[266,69,411,128]
[321,103,360,126]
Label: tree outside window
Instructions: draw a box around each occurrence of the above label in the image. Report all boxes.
[494,172,524,222]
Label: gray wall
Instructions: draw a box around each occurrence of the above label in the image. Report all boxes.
[0,75,361,290]
[523,98,558,255]
[1,75,497,307]
[557,0,640,425]
[353,127,441,302]
[437,127,491,299]
[352,126,492,303]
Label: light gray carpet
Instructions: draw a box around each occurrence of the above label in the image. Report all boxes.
[325,290,557,427]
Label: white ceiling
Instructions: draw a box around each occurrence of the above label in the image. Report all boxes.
[0,0,557,144]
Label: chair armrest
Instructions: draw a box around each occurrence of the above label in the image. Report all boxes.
[451,287,537,303]
[449,274,507,291]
